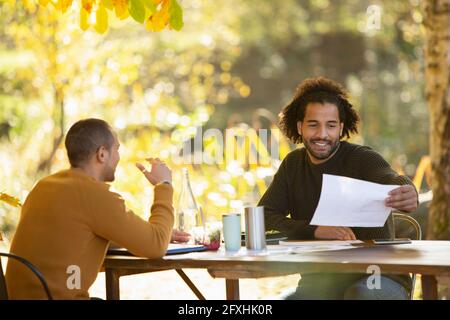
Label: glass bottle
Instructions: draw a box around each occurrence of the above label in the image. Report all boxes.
[176,168,203,240]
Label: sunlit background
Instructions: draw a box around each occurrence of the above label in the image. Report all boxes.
[0,0,431,237]
[0,1,435,299]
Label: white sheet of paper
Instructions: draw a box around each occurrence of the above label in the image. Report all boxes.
[279,240,363,253]
[279,240,363,246]
[291,245,357,253]
[218,246,293,257]
[309,174,399,227]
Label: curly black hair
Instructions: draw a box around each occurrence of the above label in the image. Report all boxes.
[279,76,360,144]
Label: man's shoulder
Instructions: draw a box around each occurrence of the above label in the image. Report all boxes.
[340,141,390,173]
[32,169,71,190]
[277,147,306,171]
[341,141,369,151]
[341,141,381,158]
[35,169,114,198]
[284,147,306,162]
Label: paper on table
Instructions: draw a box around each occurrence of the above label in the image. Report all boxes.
[291,245,357,253]
[279,240,363,246]
[279,240,362,253]
[218,246,293,257]
[310,174,399,227]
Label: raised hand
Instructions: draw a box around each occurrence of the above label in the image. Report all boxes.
[135,157,172,186]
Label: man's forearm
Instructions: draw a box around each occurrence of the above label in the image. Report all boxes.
[266,211,317,240]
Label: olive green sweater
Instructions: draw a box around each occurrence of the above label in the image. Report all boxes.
[6,168,174,299]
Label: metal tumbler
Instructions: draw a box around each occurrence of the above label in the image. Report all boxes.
[244,206,266,251]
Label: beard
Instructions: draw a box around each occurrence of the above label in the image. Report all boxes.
[103,163,116,182]
[303,138,340,162]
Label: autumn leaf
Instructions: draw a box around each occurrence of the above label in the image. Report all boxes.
[80,6,90,30]
[95,5,109,33]
[0,192,22,208]
[53,0,73,13]
[169,0,183,31]
[82,0,95,13]
[112,0,129,19]
[148,13,165,32]
[129,0,145,24]
[101,0,113,10]
[147,0,169,32]
[142,0,156,13]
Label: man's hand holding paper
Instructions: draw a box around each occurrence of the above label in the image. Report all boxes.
[385,185,418,212]
[310,174,410,228]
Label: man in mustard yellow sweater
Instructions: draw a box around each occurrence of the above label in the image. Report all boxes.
[6,118,177,299]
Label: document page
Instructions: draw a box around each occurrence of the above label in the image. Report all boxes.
[309,174,399,227]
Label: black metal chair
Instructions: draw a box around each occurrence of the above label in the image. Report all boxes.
[0,252,53,300]
[393,212,422,300]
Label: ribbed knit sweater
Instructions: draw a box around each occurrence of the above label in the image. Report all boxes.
[258,141,416,290]
[6,168,174,299]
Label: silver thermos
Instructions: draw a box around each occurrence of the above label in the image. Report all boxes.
[244,206,267,251]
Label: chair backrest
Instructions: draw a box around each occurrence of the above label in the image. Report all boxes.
[392,213,422,300]
[0,252,53,300]
[393,212,422,240]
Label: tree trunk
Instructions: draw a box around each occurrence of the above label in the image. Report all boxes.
[422,0,450,240]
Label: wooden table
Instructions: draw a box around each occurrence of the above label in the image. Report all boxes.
[104,240,450,300]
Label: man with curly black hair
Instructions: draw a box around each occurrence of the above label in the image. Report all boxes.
[258,76,418,299]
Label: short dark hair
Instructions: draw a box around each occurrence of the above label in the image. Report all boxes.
[279,77,360,144]
[65,118,114,167]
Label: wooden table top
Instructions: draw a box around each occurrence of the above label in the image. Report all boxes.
[104,241,450,279]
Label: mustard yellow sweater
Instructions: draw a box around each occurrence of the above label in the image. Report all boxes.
[5,168,174,299]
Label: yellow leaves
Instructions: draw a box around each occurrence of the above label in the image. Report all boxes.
[52,0,73,13]
[0,193,21,240]
[145,0,183,32]
[112,0,129,19]
[0,192,22,208]
[80,7,90,30]
[146,0,169,32]
[37,0,183,33]
[62,0,73,13]
[80,0,108,33]
[101,0,113,10]
[95,5,108,33]
[23,0,38,12]
[38,0,51,6]
[82,0,95,13]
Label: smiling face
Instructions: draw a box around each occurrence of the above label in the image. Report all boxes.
[297,102,344,164]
